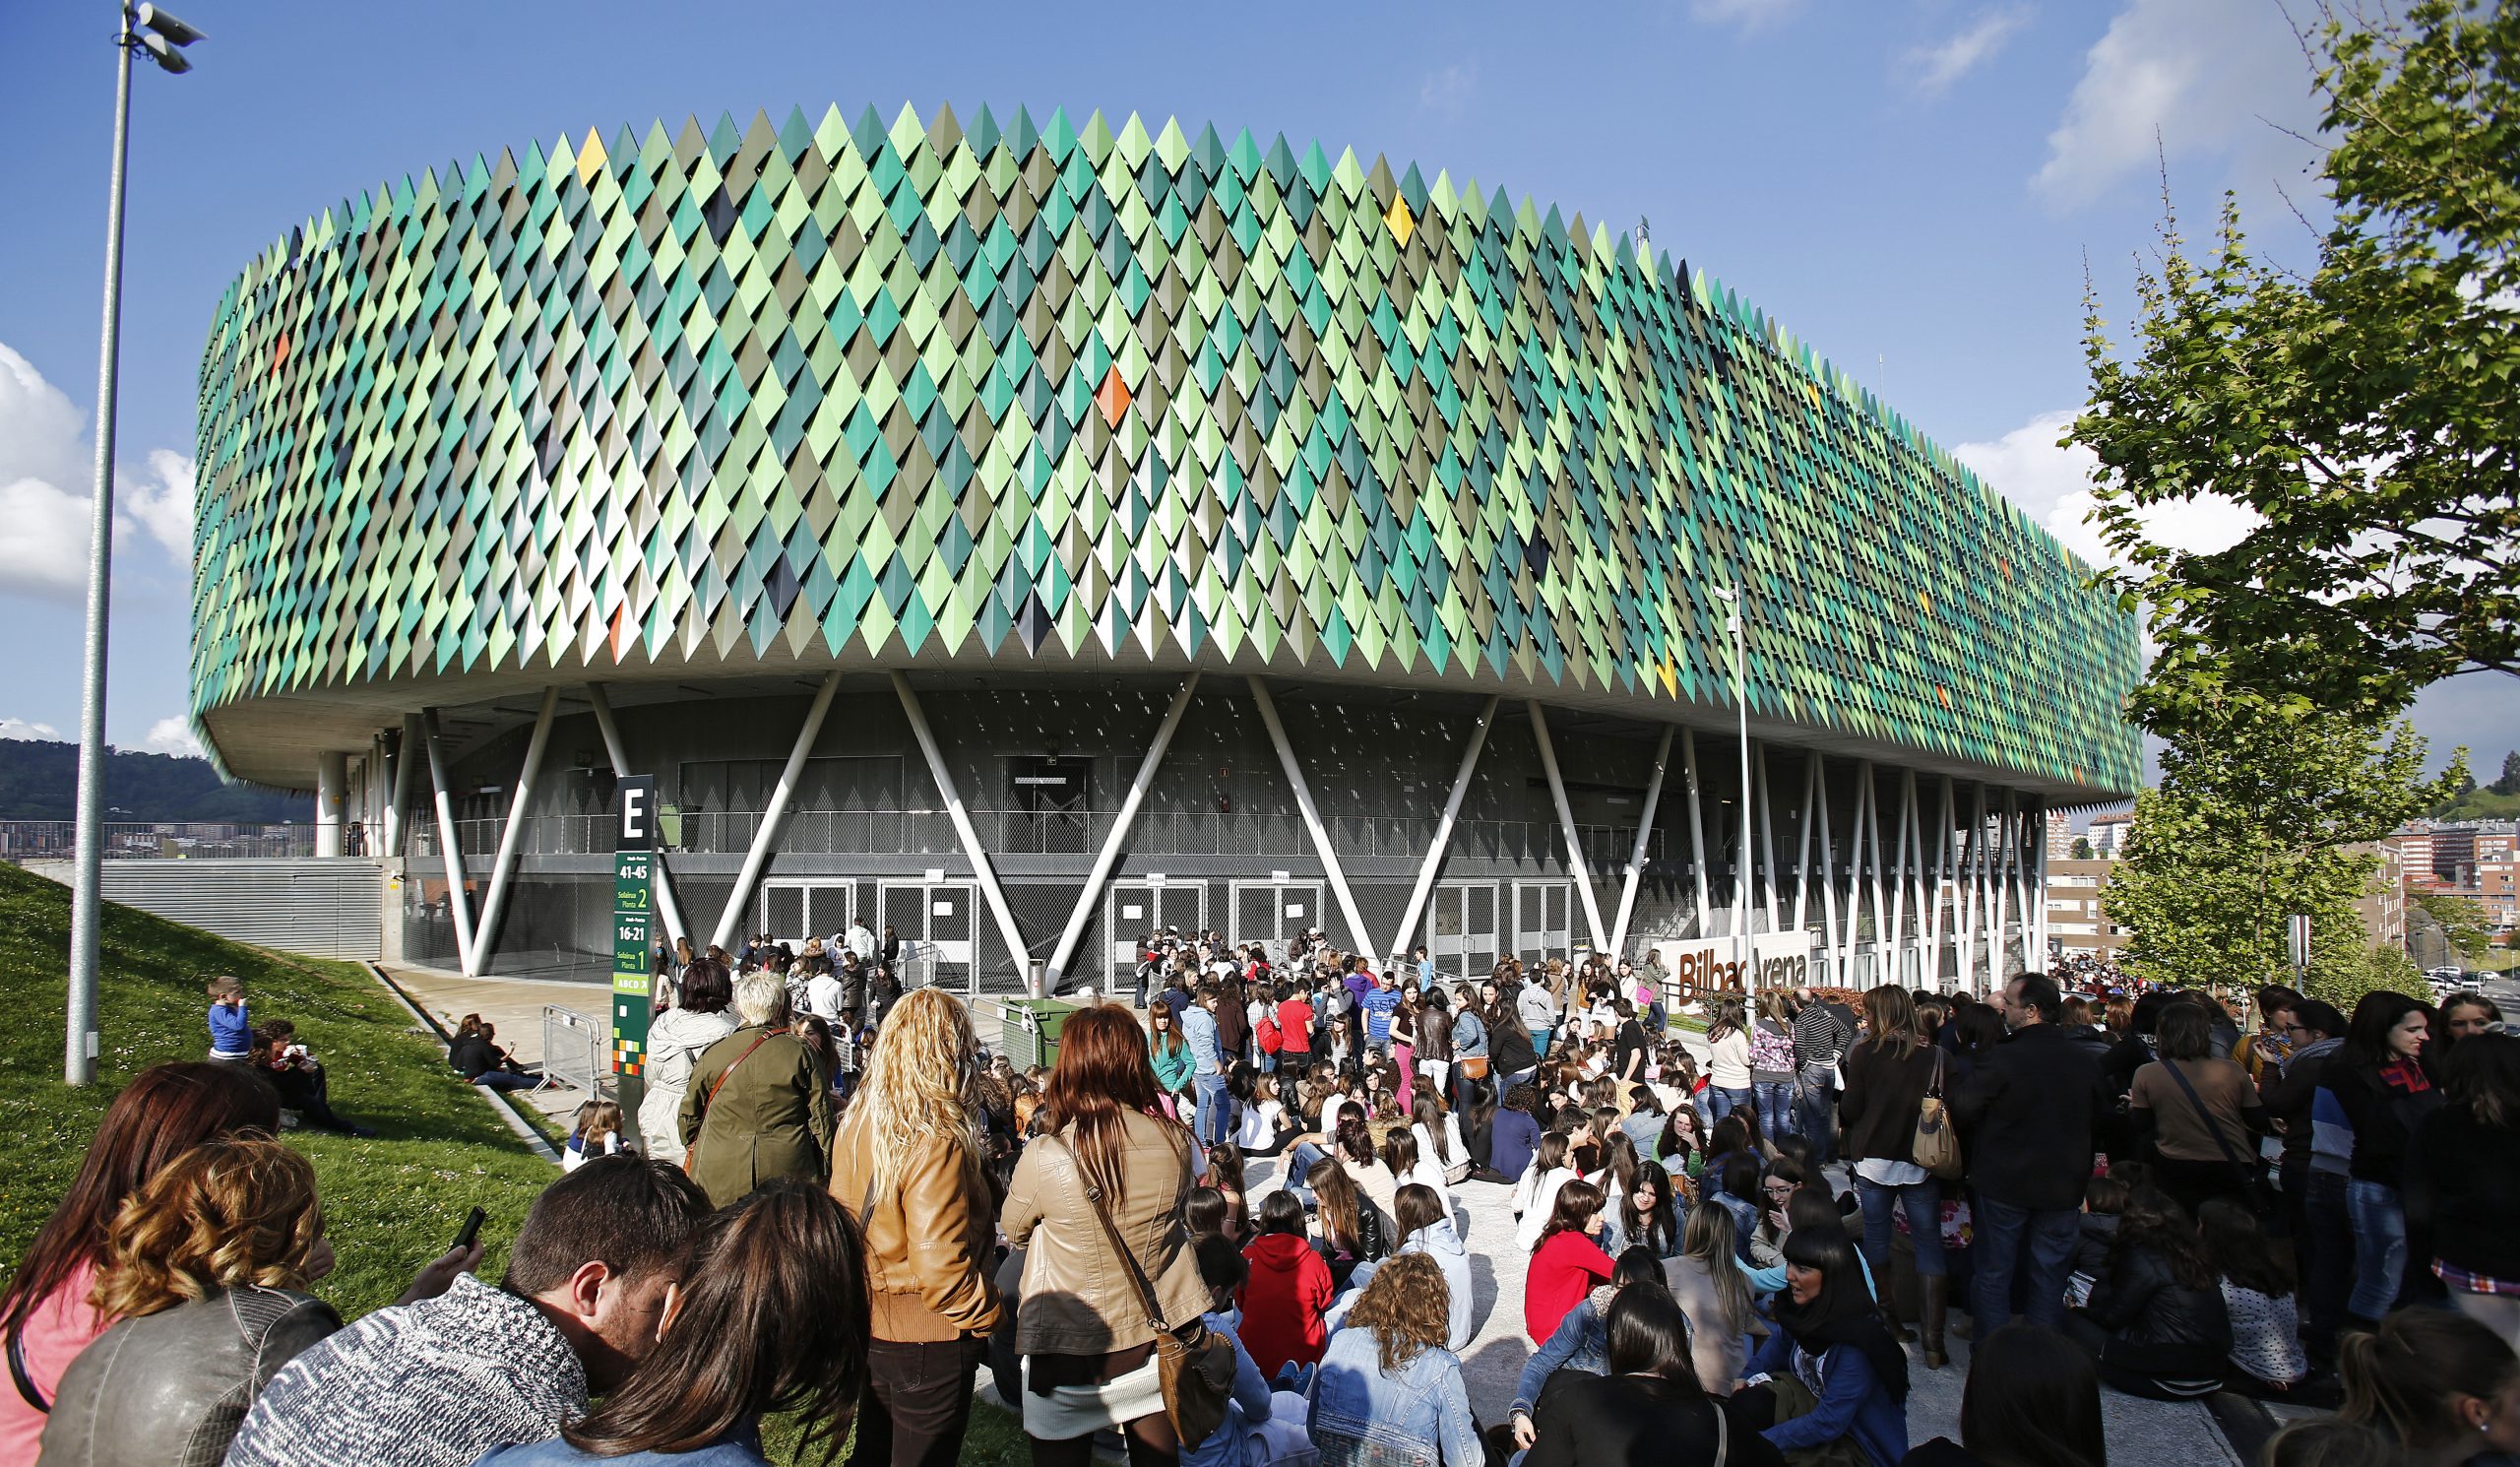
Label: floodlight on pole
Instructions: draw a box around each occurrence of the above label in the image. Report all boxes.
[1711,586,1752,988]
[67,0,201,1085]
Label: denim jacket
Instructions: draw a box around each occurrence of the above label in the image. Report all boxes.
[1184,1005,1225,1076]
[1309,1324,1483,1467]
[1510,1289,1608,1417]
[1745,1328,1907,1467]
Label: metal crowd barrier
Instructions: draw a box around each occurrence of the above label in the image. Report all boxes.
[538,1004,610,1098]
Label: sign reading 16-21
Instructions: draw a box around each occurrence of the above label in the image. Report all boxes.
[611,776,657,1077]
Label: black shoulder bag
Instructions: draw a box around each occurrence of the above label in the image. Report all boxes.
[2159,1060,2275,1220]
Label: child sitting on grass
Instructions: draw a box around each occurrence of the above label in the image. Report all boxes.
[562,1100,629,1171]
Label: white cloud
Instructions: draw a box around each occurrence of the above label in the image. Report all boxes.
[1418,62,1479,121]
[0,342,198,601]
[2035,0,2320,210]
[0,718,63,741]
[1905,7,2031,96]
[134,715,204,757]
[1953,407,2258,570]
[1690,0,1802,33]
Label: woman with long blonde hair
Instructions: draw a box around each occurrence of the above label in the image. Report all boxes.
[829,987,1001,1467]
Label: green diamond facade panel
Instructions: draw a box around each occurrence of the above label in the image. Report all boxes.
[193,103,2143,794]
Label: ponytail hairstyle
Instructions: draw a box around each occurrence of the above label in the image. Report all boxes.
[2340,1308,2520,1451]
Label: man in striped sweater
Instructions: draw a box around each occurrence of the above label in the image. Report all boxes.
[1790,989,1854,1164]
[225,1157,708,1467]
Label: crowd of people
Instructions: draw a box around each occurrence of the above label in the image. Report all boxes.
[3,936,2517,1467]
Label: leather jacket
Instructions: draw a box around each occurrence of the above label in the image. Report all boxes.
[829,1113,1000,1342]
[37,1285,339,1467]
[999,1111,1209,1358]
[2085,1244,2232,1378]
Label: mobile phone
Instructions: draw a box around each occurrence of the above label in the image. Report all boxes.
[451,1206,487,1253]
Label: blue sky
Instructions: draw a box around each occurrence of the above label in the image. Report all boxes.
[0,0,2506,780]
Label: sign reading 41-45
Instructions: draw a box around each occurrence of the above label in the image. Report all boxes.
[612,775,657,1078]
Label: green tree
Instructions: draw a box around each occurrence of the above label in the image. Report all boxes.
[2105,692,2463,993]
[2416,889,2495,963]
[2070,836,2095,861]
[2495,749,2520,797]
[2072,0,2519,731]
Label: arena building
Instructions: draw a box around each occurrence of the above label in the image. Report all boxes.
[190,103,2143,994]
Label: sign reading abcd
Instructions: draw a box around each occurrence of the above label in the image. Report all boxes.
[612,776,656,1077]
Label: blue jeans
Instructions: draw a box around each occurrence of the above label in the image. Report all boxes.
[1857,1175,1946,1278]
[1752,1081,1797,1140]
[1795,1073,1838,1163]
[472,1070,536,1093]
[2347,1179,2408,1320]
[1530,1026,1553,1061]
[1707,1086,1752,1123]
[1971,1196,2080,1333]
[1193,1073,1230,1148]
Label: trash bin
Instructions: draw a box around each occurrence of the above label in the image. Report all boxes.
[1000,996,1081,1071]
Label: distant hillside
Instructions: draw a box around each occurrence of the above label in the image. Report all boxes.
[0,738,306,822]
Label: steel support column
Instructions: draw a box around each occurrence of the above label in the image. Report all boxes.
[891,672,1036,992]
[1606,722,1677,960]
[469,685,559,970]
[420,708,478,979]
[1248,677,1377,958]
[714,673,843,954]
[1815,755,1841,985]
[1044,674,1203,992]
[586,683,687,952]
[1755,743,1781,936]
[1391,694,1501,964]
[1682,730,1712,937]
[1527,700,1611,955]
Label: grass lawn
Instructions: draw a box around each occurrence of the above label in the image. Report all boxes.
[0,861,553,1317]
[0,861,1030,1463]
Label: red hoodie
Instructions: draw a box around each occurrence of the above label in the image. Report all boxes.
[1237,1232,1334,1379]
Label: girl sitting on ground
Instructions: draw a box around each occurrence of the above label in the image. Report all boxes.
[563,1100,629,1171]
[2198,1196,2309,1397]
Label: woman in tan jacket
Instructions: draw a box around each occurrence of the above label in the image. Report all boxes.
[1000,1004,1209,1467]
[831,987,1001,1467]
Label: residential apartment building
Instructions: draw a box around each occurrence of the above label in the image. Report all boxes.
[2046,858,2124,962]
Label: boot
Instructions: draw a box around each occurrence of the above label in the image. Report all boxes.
[1880,1297,1915,1344]
[1920,1275,1951,1370]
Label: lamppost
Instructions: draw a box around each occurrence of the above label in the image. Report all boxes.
[67,2,204,1085]
[1711,586,1751,987]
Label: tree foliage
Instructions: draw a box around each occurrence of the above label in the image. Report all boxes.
[2107,693,2463,992]
[2073,0,2520,730]
[2416,889,2496,962]
[0,740,304,823]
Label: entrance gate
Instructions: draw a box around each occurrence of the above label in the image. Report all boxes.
[1105,880,1209,989]
[1511,880,1573,964]
[1228,878,1325,958]
[876,879,978,993]
[758,878,853,949]
[1428,880,1501,981]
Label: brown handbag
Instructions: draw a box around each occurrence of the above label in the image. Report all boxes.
[1911,1049,1963,1180]
[1047,1135,1238,1448]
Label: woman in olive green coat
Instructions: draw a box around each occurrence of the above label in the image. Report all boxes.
[679,969,835,1208]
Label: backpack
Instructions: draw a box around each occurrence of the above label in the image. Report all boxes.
[1257,1014,1283,1053]
[1749,1022,1796,1072]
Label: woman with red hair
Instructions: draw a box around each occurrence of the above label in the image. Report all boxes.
[1000,1004,1212,1466]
